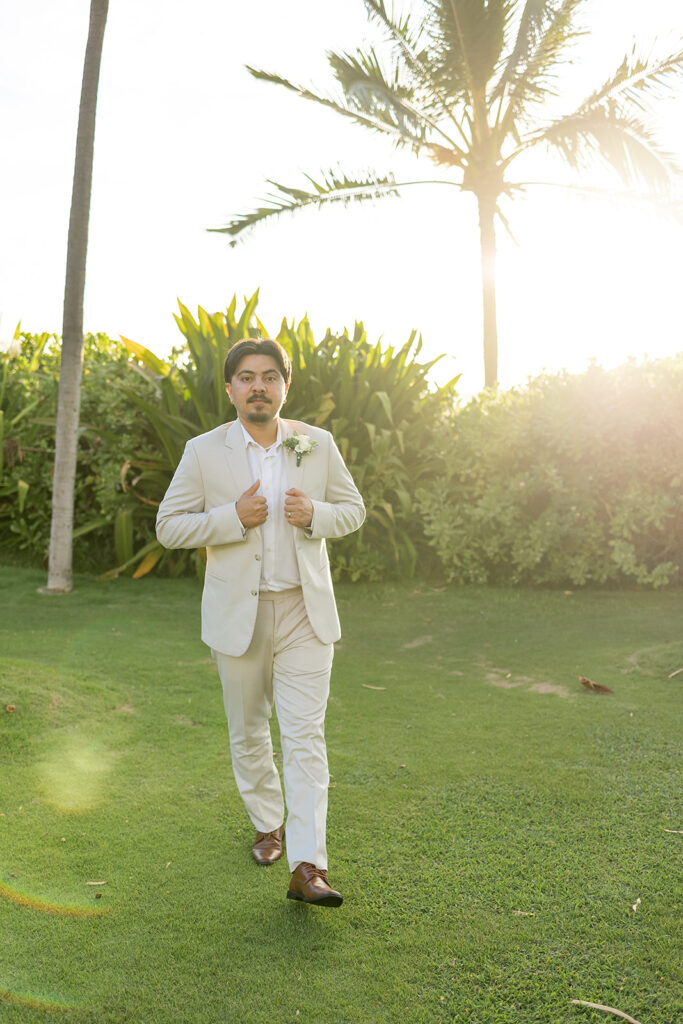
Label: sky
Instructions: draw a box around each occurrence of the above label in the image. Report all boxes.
[1,0,682,396]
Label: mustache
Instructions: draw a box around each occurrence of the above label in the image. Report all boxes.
[248,395,271,403]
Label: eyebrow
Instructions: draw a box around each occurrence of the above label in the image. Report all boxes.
[237,370,280,377]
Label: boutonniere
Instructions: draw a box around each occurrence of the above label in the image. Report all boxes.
[283,432,318,467]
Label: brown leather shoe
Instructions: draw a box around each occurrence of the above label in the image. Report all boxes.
[286,862,343,907]
[251,825,284,866]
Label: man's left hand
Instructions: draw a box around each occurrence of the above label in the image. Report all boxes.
[284,488,313,528]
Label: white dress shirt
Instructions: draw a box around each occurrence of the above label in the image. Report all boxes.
[240,420,300,591]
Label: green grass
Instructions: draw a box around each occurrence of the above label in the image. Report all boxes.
[1,565,681,1024]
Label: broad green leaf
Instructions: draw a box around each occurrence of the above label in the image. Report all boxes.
[132,547,164,578]
[72,516,108,539]
[120,336,169,376]
[98,538,162,582]
[114,507,134,566]
[371,390,394,425]
[17,479,29,513]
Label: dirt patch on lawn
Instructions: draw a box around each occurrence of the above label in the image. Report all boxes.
[528,682,571,698]
[483,664,572,699]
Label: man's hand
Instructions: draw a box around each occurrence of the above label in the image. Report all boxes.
[236,480,268,528]
[284,488,313,529]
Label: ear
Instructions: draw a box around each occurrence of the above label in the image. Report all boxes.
[225,382,233,403]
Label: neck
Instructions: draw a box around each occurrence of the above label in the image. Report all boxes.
[239,416,280,448]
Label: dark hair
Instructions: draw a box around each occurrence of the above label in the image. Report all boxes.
[223,338,292,386]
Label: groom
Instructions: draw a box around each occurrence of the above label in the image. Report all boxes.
[156,337,365,906]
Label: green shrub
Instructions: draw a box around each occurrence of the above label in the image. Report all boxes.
[0,332,156,570]
[415,358,683,587]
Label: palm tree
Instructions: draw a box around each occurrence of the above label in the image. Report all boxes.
[46,0,109,593]
[213,0,683,388]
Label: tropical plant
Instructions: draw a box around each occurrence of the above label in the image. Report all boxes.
[281,316,458,579]
[109,293,264,579]
[415,356,683,587]
[1,332,156,570]
[0,330,51,559]
[114,292,459,581]
[213,0,683,388]
[47,0,109,593]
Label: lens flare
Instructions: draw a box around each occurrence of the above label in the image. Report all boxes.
[0,880,107,917]
[37,737,113,813]
[0,985,80,1012]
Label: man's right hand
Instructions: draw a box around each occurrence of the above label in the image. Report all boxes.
[236,480,268,529]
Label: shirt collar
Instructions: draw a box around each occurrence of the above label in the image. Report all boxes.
[239,418,283,452]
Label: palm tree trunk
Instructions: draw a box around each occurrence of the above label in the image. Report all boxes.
[477,195,498,389]
[46,0,109,593]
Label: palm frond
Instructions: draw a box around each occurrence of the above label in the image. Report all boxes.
[246,66,424,147]
[535,106,680,191]
[328,47,422,143]
[363,0,477,150]
[581,43,683,114]
[494,0,548,96]
[496,0,585,139]
[426,0,511,99]
[210,170,400,243]
[328,46,463,152]
[495,199,520,245]
[363,0,426,58]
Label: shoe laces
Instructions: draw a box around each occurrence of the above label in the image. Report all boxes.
[303,862,328,882]
[256,828,281,841]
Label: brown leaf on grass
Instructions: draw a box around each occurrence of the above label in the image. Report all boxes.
[361,684,386,691]
[571,999,643,1024]
[663,828,683,834]
[5,705,16,713]
[512,910,534,916]
[668,666,683,678]
[580,676,613,694]
[86,881,107,886]
[631,897,641,913]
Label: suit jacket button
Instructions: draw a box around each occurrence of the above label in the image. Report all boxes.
[251,590,258,596]
[255,554,261,561]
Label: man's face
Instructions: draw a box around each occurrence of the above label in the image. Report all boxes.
[226,354,289,426]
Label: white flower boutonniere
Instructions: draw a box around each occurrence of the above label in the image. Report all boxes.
[283,432,318,467]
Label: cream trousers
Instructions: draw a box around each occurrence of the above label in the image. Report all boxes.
[214,587,333,871]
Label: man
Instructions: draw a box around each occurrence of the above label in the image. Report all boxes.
[156,337,365,907]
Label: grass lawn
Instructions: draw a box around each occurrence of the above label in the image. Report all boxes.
[0,565,681,1024]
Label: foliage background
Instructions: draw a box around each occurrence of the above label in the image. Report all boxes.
[1,296,457,582]
[2,301,681,587]
[416,358,683,588]
[0,332,155,571]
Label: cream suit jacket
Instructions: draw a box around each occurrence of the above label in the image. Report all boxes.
[155,418,365,657]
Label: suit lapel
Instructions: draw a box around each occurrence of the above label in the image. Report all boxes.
[281,419,305,491]
[223,419,253,495]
